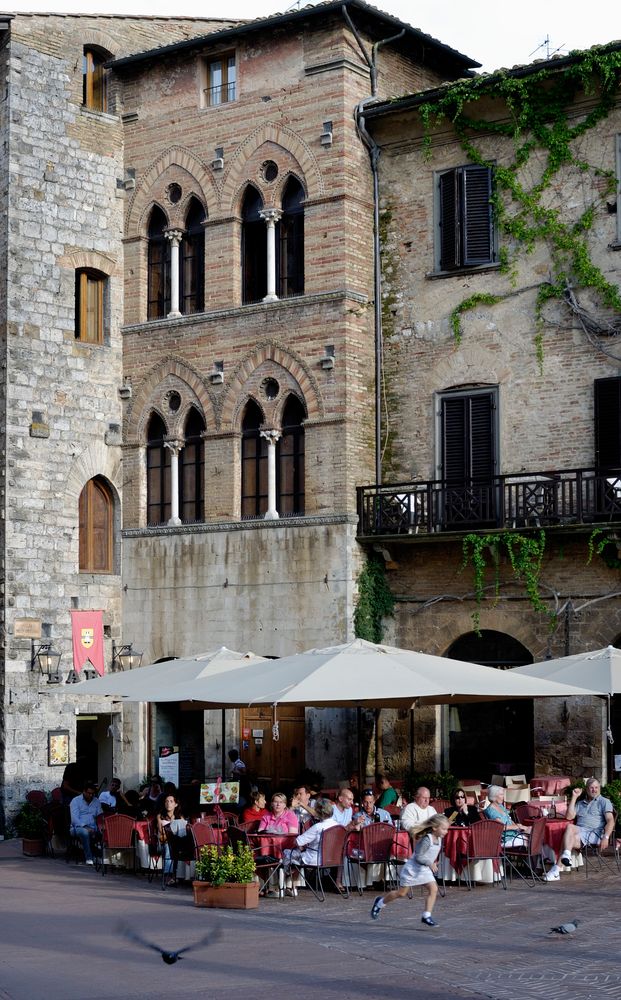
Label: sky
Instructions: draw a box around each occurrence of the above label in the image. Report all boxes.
[3,0,621,73]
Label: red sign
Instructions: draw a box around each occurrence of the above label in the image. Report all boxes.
[242,728,251,740]
[71,610,105,676]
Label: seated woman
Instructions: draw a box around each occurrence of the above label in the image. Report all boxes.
[257,792,299,835]
[483,785,530,846]
[156,793,188,886]
[444,788,480,827]
[241,790,270,825]
[283,798,336,891]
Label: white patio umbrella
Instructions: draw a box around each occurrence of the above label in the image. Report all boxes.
[511,645,621,694]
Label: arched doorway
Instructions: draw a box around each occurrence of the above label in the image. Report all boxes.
[446,630,534,780]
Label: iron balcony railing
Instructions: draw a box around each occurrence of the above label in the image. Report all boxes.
[357,467,621,537]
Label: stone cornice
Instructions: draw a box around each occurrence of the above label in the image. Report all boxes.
[122,513,358,538]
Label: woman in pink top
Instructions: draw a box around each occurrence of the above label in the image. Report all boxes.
[258,792,299,834]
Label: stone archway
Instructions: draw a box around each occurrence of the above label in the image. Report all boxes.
[445,629,534,781]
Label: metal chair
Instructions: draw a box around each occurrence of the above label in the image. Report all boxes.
[288,825,349,902]
[465,820,506,889]
[514,802,542,823]
[229,826,285,898]
[347,823,397,894]
[583,810,619,877]
[503,816,547,886]
[100,814,136,876]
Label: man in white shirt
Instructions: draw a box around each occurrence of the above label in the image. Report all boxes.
[400,786,436,833]
[332,787,362,832]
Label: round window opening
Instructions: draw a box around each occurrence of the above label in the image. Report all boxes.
[167,183,182,204]
[262,160,279,183]
[168,391,181,412]
[262,378,280,400]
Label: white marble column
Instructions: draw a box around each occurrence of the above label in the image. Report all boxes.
[165,228,184,317]
[164,440,182,525]
[259,208,282,303]
[260,429,281,520]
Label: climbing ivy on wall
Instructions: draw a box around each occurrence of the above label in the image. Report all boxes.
[354,554,395,643]
[418,45,621,364]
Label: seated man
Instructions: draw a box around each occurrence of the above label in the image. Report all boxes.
[355,788,393,826]
[332,787,363,832]
[545,777,614,880]
[290,785,317,824]
[400,786,436,833]
[69,781,102,865]
[375,774,399,809]
[99,777,133,815]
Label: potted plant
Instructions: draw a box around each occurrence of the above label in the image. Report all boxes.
[193,843,259,909]
[12,802,46,857]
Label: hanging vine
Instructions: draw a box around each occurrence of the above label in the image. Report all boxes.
[354,554,395,643]
[587,527,621,570]
[461,530,554,633]
[417,45,621,364]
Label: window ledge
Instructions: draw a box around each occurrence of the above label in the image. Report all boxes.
[123,512,358,538]
[79,106,120,124]
[426,262,502,280]
[609,241,621,252]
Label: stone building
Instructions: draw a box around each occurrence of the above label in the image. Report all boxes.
[0,2,478,826]
[362,48,621,781]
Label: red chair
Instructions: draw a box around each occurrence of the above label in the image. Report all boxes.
[465,820,506,890]
[288,825,348,901]
[238,819,260,834]
[26,790,47,809]
[50,787,63,803]
[430,799,450,813]
[101,814,136,876]
[514,802,541,823]
[228,826,285,898]
[347,822,397,894]
[503,816,546,885]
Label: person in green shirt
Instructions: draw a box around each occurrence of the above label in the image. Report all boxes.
[375,774,399,808]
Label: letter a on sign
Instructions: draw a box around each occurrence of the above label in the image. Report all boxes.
[71,610,105,675]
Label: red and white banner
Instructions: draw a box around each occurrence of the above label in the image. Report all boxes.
[71,610,105,676]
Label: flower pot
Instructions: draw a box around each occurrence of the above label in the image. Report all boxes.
[192,880,259,909]
[22,837,45,857]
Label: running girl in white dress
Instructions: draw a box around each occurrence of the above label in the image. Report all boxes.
[370,813,450,926]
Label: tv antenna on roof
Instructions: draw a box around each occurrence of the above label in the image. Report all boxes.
[529,35,566,60]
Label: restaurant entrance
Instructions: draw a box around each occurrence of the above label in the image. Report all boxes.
[240,705,305,787]
[445,630,534,781]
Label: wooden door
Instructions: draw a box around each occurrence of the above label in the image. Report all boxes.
[240,706,305,786]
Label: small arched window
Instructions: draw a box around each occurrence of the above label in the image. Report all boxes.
[241,400,267,517]
[278,178,304,298]
[147,207,171,320]
[146,413,170,525]
[180,408,206,523]
[241,187,266,304]
[79,476,113,573]
[278,395,306,515]
[83,47,108,112]
[181,199,206,315]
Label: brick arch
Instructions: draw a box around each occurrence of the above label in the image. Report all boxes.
[433,345,510,391]
[80,28,118,57]
[221,122,324,214]
[126,146,217,237]
[126,357,216,442]
[275,170,307,208]
[58,249,119,277]
[66,440,122,501]
[219,341,323,432]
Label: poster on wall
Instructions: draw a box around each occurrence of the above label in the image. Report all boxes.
[48,730,70,767]
[158,745,179,786]
[199,780,239,805]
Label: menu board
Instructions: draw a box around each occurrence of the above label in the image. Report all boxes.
[158,745,179,786]
[199,780,240,805]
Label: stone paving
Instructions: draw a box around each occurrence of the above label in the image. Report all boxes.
[0,839,619,1000]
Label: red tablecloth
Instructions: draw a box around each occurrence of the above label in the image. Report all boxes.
[443,827,470,875]
[531,776,571,796]
[523,818,569,859]
[133,820,151,842]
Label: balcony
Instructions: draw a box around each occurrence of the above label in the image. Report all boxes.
[357,467,621,539]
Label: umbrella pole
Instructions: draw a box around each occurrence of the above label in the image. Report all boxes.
[221,709,226,778]
[357,707,362,799]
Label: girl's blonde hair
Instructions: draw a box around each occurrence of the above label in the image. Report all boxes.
[409,812,449,842]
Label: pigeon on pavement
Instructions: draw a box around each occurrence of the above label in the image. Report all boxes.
[550,919,580,935]
[119,921,221,963]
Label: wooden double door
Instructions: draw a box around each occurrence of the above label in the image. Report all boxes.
[240,705,305,787]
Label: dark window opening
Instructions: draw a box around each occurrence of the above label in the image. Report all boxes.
[147,207,171,320]
[180,407,206,523]
[440,388,497,527]
[181,198,206,315]
[278,395,306,515]
[242,187,266,304]
[147,413,170,525]
[278,177,304,298]
[241,400,267,517]
[438,165,495,271]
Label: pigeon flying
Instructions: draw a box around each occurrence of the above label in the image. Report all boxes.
[550,919,580,935]
[119,922,221,963]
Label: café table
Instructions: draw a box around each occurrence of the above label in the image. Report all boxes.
[438,825,502,885]
[523,817,576,867]
[344,826,410,888]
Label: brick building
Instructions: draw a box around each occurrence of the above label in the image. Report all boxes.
[0,2,479,825]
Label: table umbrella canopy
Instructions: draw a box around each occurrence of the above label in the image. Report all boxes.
[511,645,621,694]
[75,638,602,708]
[72,646,267,700]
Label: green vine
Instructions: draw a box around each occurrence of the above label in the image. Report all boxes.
[461,530,555,633]
[587,527,621,569]
[354,554,395,643]
[420,46,621,363]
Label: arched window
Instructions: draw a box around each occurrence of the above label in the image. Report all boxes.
[278,395,305,515]
[242,187,266,304]
[147,207,171,320]
[180,408,206,523]
[146,413,170,525]
[241,400,267,517]
[83,47,108,112]
[79,477,113,573]
[181,199,206,315]
[278,178,304,298]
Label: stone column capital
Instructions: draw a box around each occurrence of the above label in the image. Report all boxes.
[259,208,282,226]
[164,228,184,246]
[260,429,281,445]
[164,438,182,456]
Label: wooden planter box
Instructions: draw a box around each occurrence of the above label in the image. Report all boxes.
[22,838,45,857]
[192,880,259,909]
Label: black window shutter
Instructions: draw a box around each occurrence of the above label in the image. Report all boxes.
[462,166,493,266]
[442,392,495,482]
[594,377,621,469]
[439,170,458,270]
[442,396,467,481]
[469,393,496,480]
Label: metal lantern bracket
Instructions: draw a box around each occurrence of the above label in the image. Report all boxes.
[31,640,63,684]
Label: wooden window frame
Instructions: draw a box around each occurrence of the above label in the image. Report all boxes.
[435,164,496,273]
[75,269,105,344]
[83,48,108,113]
[79,477,113,574]
[204,52,236,108]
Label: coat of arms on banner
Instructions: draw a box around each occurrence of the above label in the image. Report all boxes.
[81,628,94,649]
